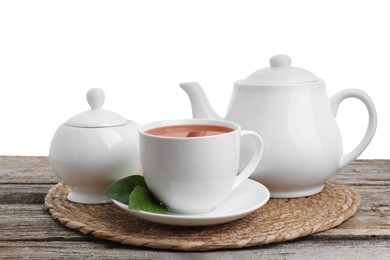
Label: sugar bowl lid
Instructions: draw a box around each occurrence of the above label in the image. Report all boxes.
[65,88,128,128]
[240,55,319,85]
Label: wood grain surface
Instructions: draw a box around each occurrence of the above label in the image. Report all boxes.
[0,156,389,259]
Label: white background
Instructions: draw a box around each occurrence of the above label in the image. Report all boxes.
[0,0,388,158]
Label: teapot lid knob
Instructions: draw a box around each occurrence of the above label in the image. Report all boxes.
[240,54,319,84]
[87,88,105,110]
[270,55,292,68]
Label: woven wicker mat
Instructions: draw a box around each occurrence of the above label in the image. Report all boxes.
[45,179,360,251]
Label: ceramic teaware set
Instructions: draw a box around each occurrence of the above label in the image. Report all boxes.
[49,55,377,224]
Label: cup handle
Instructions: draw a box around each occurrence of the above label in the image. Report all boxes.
[232,130,264,190]
[329,89,377,169]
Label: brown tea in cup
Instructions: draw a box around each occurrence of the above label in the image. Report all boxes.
[145,124,233,138]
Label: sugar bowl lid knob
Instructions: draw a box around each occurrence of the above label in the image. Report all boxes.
[65,88,128,128]
[87,88,105,110]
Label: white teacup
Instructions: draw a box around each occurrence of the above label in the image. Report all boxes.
[139,119,263,214]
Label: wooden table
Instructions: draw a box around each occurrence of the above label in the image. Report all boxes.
[0,156,389,259]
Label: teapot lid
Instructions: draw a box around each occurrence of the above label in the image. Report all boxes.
[65,88,128,128]
[241,55,319,85]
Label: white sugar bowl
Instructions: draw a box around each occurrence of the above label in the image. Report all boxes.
[49,88,141,204]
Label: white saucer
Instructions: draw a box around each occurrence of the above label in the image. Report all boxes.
[112,179,270,226]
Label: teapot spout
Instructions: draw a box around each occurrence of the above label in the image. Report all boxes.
[180,82,223,120]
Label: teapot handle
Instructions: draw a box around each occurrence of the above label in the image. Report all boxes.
[329,89,377,169]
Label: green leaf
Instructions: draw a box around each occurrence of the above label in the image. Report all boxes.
[129,186,168,214]
[103,175,147,204]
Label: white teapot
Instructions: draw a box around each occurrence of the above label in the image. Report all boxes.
[180,55,377,198]
[49,88,141,204]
